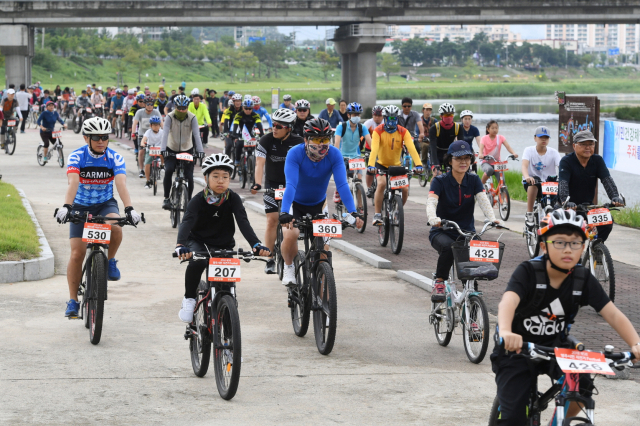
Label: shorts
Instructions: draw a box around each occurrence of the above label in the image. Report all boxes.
[69,198,120,239]
[264,179,285,214]
[481,162,495,177]
[144,148,161,165]
[289,199,328,221]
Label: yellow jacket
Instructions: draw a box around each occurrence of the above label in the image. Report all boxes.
[368,124,422,168]
[188,102,212,126]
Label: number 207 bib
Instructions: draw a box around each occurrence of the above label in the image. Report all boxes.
[209,258,241,282]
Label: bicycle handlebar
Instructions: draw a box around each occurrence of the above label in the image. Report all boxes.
[54,210,145,226]
[482,154,519,162]
[172,248,268,263]
[439,219,509,237]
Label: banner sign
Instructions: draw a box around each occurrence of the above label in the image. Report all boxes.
[271,87,279,111]
[558,96,600,154]
[603,120,640,175]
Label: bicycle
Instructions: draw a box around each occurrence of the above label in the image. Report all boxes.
[114,109,124,139]
[73,106,93,134]
[3,117,18,155]
[37,125,65,168]
[93,103,105,118]
[364,151,377,207]
[488,337,638,425]
[523,176,558,258]
[240,136,256,190]
[334,158,367,233]
[166,151,193,228]
[482,154,518,221]
[288,212,354,355]
[417,137,433,188]
[54,210,144,345]
[148,146,163,196]
[258,187,286,280]
[376,166,415,255]
[175,248,267,400]
[27,104,40,129]
[429,219,506,363]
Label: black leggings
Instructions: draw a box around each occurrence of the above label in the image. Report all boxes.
[39,131,56,148]
[184,240,209,299]
[20,110,29,132]
[224,137,243,162]
[163,148,195,199]
[430,232,457,279]
[194,126,209,146]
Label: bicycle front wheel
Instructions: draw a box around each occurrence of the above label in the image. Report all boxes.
[313,262,337,355]
[291,250,310,337]
[247,155,255,187]
[170,185,180,228]
[390,194,404,254]
[498,186,510,221]
[525,228,540,259]
[37,146,46,166]
[240,156,248,189]
[57,146,64,168]
[152,163,158,196]
[378,197,390,247]
[487,396,500,426]
[5,132,16,155]
[276,225,284,281]
[354,182,367,233]
[213,294,242,400]
[592,243,615,302]
[190,280,211,377]
[88,251,107,345]
[462,293,490,364]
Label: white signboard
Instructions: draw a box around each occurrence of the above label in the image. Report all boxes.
[603,120,640,175]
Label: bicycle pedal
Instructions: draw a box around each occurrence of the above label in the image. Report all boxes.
[68,316,81,320]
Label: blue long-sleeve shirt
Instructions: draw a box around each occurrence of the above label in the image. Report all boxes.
[317,108,344,129]
[110,95,124,110]
[37,110,64,131]
[254,106,272,127]
[282,144,356,213]
[279,102,295,111]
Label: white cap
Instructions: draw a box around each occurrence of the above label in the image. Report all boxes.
[97,86,102,90]
[87,84,91,87]
[6,89,15,95]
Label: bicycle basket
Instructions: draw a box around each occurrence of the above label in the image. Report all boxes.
[451,240,505,281]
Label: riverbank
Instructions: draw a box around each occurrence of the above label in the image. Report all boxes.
[0,181,40,261]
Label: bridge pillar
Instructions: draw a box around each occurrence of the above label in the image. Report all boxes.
[0,25,35,88]
[332,24,387,114]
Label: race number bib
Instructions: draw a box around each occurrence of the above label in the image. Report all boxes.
[469,241,500,263]
[7,120,16,127]
[69,100,75,105]
[494,162,509,172]
[82,223,111,244]
[149,147,162,156]
[208,258,241,282]
[244,139,257,147]
[95,104,102,108]
[52,130,62,138]
[33,105,40,111]
[86,107,92,113]
[587,208,612,226]
[349,158,366,170]
[274,188,285,200]
[554,348,615,376]
[312,219,342,238]
[176,153,193,162]
[541,182,558,195]
[115,110,123,115]
[389,175,409,189]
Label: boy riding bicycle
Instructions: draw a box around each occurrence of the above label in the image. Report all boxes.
[492,209,640,425]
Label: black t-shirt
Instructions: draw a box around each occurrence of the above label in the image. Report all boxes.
[177,190,260,249]
[559,152,610,205]
[429,123,462,165]
[292,114,314,137]
[339,111,349,122]
[506,261,610,346]
[461,125,480,149]
[256,132,304,184]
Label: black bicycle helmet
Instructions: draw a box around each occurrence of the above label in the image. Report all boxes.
[303,117,334,138]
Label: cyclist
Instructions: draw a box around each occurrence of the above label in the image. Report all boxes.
[222,93,242,158]
[122,89,136,134]
[155,91,168,116]
[522,126,561,227]
[188,90,212,146]
[318,98,343,129]
[367,105,422,226]
[175,153,270,322]
[418,103,438,167]
[230,99,265,167]
[280,94,295,111]
[140,116,164,189]
[0,89,23,148]
[252,96,272,130]
[132,95,163,179]
[398,97,424,155]
[160,94,205,209]
[491,209,640,425]
[54,117,141,317]
[278,117,363,286]
[429,103,462,177]
[558,130,625,242]
[333,102,371,203]
[109,89,124,131]
[91,87,104,107]
[459,110,481,173]
[37,101,67,163]
[128,93,145,151]
[478,120,518,187]
[251,108,301,274]
[363,105,384,196]
[74,89,92,119]
[291,99,313,137]
[206,90,219,137]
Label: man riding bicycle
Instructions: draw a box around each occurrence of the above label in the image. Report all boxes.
[251,96,273,130]
[291,99,314,137]
[230,98,265,167]
[278,117,363,286]
[54,117,141,317]
[109,89,124,131]
[367,105,423,226]
[132,95,163,178]
[222,93,242,158]
[37,101,67,163]
[429,103,462,176]
[0,89,23,148]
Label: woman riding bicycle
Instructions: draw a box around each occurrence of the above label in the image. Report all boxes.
[426,140,500,302]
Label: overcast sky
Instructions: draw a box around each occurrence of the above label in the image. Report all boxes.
[277,25,546,41]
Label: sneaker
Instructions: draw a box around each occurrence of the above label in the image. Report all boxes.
[282,264,296,287]
[431,280,446,303]
[525,212,535,227]
[332,190,341,204]
[367,186,375,198]
[372,213,383,226]
[65,299,80,317]
[178,297,197,323]
[264,259,276,275]
[162,198,171,210]
[108,258,121,281]
[139,170,145,178]
[134,149,139,155]
[144,180,152,189]
[20,130,25,134]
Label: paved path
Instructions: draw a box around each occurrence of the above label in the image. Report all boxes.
[1,129,638,424]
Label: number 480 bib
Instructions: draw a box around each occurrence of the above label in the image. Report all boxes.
[209,258,241,282]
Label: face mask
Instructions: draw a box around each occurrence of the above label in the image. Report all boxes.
[305,142,330,162]
[441,116,454,129]
[350,116,361,124]
[174,111,187,121]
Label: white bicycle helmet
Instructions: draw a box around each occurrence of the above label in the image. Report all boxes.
[244,94,252,101]
[231,94,242,101]
[283,94,292,101]
[382,105,400,117]
[252,96,261,105]
[272,108,297,125]
[295,99,310,109]
[202,153,234,176]
[191,88,200,95]
[82,116,112,134]
[460,110,473,118]
[128,89,136,95]
[438,103,455,115]
[538,208,588,238]
[228,99,233,107]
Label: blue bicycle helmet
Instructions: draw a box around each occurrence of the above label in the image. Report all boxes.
[228,90,235,96]
[149,116,162,125]
[243,99,254,108]
[346,102,363,113]
[136,93,145,101]
[173,94,190,107]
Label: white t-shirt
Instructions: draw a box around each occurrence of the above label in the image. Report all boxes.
[522,145,561,181]
[144,128,164,147]
[363,118,380,133]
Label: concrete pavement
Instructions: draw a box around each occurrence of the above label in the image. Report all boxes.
[1,129,639,425]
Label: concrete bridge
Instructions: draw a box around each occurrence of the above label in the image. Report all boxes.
[3,0,640,109]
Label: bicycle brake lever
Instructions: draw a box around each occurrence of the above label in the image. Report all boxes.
[53,208,58,218]
[141,213,146,224]
[530,348,551,361]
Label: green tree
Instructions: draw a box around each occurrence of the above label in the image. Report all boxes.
[380,54,400,82]
[123,49,155,83]
[316,50,339,82]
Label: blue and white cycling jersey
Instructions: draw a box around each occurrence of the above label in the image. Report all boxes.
[67,145,126,206]
[254,106,273,127]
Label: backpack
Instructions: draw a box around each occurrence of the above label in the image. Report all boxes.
[435,122,460,138]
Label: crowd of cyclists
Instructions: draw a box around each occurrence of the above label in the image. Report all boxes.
[4,76,637,424]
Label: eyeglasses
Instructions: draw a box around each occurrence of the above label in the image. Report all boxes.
[576,142,595,147]
[385,116,398,121]
[273,123,289,130]
[402,104,412,108]
[297,108,308,113]
[176,106,187,111]
[545,240,584,250]
[308,137,331,145]
[90,135,109,141]
[452,156,472,163]
[209,175,230,181]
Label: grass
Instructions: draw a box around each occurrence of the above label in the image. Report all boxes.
[0,182,40,261]
[477,169,527,202]
[615,106,640,121]
[611,205,640,228]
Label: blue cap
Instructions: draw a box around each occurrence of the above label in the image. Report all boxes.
[447,140,474,157]
[534,126,550,137]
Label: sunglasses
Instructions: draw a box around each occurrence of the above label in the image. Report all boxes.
[308,137,331,145]
[297,108,309,113]
[386,116,398,121]
[90,135,109,141]
[402,104,412,108]
[243,107,253,111]
[176,106,187,111]
[273,123,289,130]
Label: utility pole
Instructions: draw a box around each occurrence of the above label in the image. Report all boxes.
[42,27,45,49]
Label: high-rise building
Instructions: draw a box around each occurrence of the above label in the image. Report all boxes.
[387,24,521,43]
[545,23,639,53]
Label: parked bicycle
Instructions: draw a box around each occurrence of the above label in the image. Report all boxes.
[166,151,193,228]
[148,146,163,196]
[3,117,18,155]
[37,125,65,168]
[240,136,256,189]
[523,176,559,258]
[334,157,367,233]
[483,154,518,221]
[429,219,506,363]
[55,210,144,344]
[175,248,266,400]
[376,166,416,255]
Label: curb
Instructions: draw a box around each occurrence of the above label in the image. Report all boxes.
[396,270,433,292]
[0,189,55,283]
